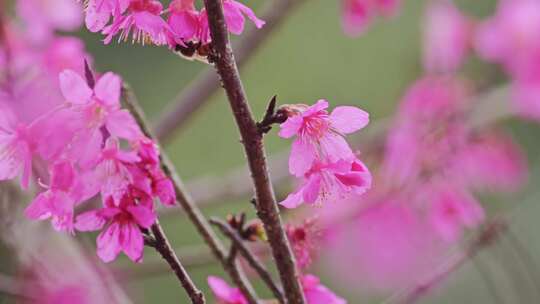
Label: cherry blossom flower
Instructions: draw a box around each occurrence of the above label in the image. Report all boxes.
[341,0,401,37]
[58,69,141,165]
[75,193,156,263]
[280,158,371,208]
[24,161,98,233]
[302,274,347,304]
[208,276,247,304]
[426,183,485,242]
[279,99,369,177]
[102,0,172,45]
[423,0,471,73]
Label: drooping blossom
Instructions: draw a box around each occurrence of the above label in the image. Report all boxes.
[279,99,369,177]
[24,161,98,233]
[208,276,248,304]
[102,0,173,45]
[75,193,156,263]
[423,0,471,73]
[302,274,347,304]
[341,0,401,37]
[475,0,540,120]
[280,158,371,208]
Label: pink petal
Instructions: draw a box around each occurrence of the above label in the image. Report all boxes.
[330,106,369,134]
[289,138,315,177]
[85,3,110,32]
[105,109,142,141]
[302,174,322,204]
[127,205,156,228]
[230,0,265,28]
[75,210,107,231]
[303,99,329,117]
[342,0,371,37]
[208,276,246,304]
[223,1,245,35]
[120,222,144,263]
[59,70,92,105]
[319,133,354,163]
[280,187,305,209]
[97,222,122,263]
[25,193,51,220]
[94,72,122,108]
[278,115,303,139]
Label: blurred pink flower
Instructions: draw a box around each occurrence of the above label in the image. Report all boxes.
[341,0,401,37]
[42,37,91,77]
[323,202,446,292]
[426,183,485,242]
[453,131,528,191]
[75,193,156,263]
[280,158,371,208]
[279,99,369,177]
[102,0,172,45]
[0,109,35,189]
[16,0,83,44]
[475,0,540,120]
[423,0,471,73]
[302,274,347,304]
[208,276,248,304]
[286,219,321,270]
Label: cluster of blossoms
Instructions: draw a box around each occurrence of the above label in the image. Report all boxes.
[278,100,372,209]
[0,0,176,264]
[82,0,264,59]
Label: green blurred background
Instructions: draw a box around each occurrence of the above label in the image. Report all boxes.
[12,0,540,303]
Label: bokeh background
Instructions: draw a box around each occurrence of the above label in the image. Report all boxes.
[3,0,540,303]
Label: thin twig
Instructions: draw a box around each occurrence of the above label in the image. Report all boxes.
[122,85,256,302]
[149,220,205,304]
[154,0,308,142]
[383,219,508,304]
[210,218,285,303]
[202,0,306,302]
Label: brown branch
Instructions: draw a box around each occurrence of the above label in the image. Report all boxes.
[210,218,285,303]
[154,0,308,142]
[202,1,306,303]
[148,220,205,304]
[383,219,508,304]
[122,86,257,302]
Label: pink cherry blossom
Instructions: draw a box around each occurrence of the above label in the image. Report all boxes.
[58,69,141,165]
[75,194,156,263]
[281,158,371,208]
[24,161,92,233]
[94,138,141,201]
[168,0,202,44]
[207,276,248,304]
[341,0,401,37]
[426,183,485,242]
[423,0,471,73]
[302,274,347,304]
[102,0,173,45]
[279,99,369,177]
